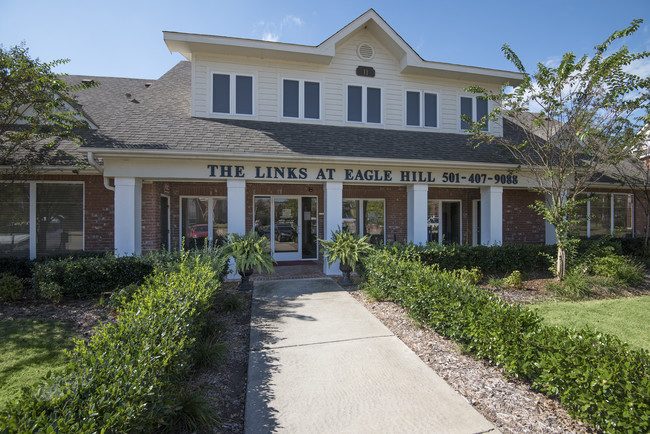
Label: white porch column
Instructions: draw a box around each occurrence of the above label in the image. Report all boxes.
[114,177,142,256]
[480,186,503,245]
[407,184,428,245]
[323,181,343,275]
[227,180,246,279]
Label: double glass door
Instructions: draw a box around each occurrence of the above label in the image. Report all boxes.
[254,196,317,261]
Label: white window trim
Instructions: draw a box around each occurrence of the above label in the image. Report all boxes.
[459,94,489,133]
[1,181,85,259]
[281,78,322,121]
[405,89,439,129]
[178,196,227,250]
[343,198,386,244]
[209,71,255,117]
[345,84,383,125]
[428,199,463,245]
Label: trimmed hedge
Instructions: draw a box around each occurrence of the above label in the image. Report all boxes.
[362,249,650,433]
[32,254,154,299]
[385,242,556,275]
[0,250,228,432]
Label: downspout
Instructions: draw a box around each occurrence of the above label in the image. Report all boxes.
[87,151,115,191]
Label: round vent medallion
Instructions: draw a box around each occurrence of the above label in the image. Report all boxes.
[357,43,375,61]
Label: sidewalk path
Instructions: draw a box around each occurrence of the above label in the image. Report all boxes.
[245,278,499,433]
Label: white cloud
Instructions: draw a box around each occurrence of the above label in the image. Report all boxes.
[624,57,650,78]
[262,32,279,42]
[544,56,563,68]
[253,15,304,42]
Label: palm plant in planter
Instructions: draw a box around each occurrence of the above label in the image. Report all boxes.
[226,231,275,290]
[320,229,373,285]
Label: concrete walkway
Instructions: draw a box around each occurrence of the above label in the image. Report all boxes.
[245,278,499,434]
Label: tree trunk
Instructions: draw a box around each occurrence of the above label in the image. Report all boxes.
[556,245,566,280]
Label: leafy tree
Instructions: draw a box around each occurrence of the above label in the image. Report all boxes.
[465,20,650,279]
[0,43,91,180]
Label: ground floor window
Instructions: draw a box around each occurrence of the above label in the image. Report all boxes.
[180,197,227,249]
[342,199,385,244]
[0,182,84,258]
[572,193,633,238]
[428,200,461,244]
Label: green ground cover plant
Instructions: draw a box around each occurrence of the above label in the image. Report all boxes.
[361,248,650,433]
[532,296,650,352]
[0,319,78,408]
[0,249,228,432]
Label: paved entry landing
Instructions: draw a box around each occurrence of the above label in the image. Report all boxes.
[245,278,498,433]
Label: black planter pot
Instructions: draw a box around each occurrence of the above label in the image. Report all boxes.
[238,268,254,291]
[339,262,353,286]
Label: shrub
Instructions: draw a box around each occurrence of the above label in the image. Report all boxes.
[38,281,63,303]
[503,270,523,289]
[453,267,483,285]
[0,257,32,280]
[0,273,23,301]
[389,242,555,275]
[32,254,154,299]
[362,249,650,432]
[0,250,229,432]
[590,255,645,287]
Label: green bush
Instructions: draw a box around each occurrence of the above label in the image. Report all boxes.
[388,242,555,275]
[0,273,23,301]
[547,268,592,299]
[0,249,229,432]
[503,270,523,289]
[362,249,650,432]
[32,254,154,299]
[590,255,645,287]
[0,257,32,280]
[453,267,483,285]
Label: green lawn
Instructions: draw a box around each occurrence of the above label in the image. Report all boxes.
[531,295,650,352]
[0,319,78,408]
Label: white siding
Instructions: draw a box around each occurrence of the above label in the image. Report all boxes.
[190,28,505,136]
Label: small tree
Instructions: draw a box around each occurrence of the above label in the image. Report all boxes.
[465,20,650,279]
[0,44,91,181]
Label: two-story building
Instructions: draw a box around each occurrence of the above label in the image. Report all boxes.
[0,9,638,274]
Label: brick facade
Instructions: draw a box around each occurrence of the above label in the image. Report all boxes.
[502,189,546,244]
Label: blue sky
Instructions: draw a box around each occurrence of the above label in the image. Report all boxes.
[1,0,649,80]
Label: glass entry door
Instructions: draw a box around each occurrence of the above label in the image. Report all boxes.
[273,198,300,259]
[253,196,317,261]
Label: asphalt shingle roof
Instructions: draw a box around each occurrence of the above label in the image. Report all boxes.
[66,61,516,165]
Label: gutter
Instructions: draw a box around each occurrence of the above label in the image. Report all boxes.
[87,151,115,192]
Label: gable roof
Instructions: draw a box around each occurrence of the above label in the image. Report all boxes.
[68,61,517,167]
[163,9,523,86]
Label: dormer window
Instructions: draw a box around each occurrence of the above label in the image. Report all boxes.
[212,73,253,115]
[460,96,488,131]
[282,79,320,120]
[347,85,381,124]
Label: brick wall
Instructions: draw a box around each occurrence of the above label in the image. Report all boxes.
[502,189,546,244]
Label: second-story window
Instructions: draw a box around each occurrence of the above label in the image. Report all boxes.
[212,73,253,115]
[406,91,438,128]
[460,96,488,131]
[347,85,381,124]
[283,79,320,119]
